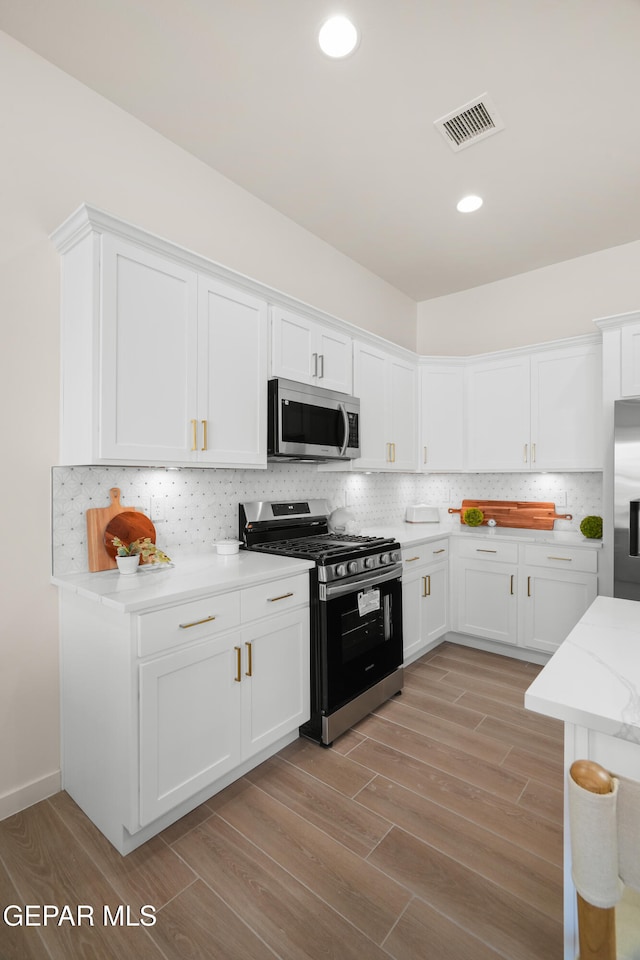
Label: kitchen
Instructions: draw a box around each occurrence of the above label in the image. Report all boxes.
[2,3,640,958]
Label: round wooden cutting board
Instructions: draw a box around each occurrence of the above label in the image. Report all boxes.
[104,511,156,560]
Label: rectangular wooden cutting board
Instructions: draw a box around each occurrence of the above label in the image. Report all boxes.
[448,499,572,530]
[86,487,142,571]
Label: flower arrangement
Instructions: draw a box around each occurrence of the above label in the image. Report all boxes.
[111,536,171,564]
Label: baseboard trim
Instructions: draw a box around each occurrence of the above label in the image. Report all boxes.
[0,771,61,822]
[444,631,550,666]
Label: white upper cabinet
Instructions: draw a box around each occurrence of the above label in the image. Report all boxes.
[620,321,640,397]
[353,342,417,471]
[54,208,268,468]
[530,343,602,470]
[466,341,602,471]
[197,276,267,467]
[466,355,531,471]
[419,362,465,471]
[100,235,199,463]
[271,307,353,394]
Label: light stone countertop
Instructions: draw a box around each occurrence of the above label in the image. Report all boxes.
[52,548,315,613]
[359,520,602,551]
[525,596,640,742]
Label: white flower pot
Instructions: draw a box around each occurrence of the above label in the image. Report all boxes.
[116,554,140,575]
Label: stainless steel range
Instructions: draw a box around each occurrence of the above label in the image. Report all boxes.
[239,499,403,746]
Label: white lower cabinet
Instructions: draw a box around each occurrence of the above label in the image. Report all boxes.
[402,539,449,663]
[519,545,598,654]
[59,571,309,854]
[453,537,598,655]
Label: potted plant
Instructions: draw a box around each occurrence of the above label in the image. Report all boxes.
[112,536,171,574]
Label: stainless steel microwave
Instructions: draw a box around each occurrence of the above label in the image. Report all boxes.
[267,378,360,461]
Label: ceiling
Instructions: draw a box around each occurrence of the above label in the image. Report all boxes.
[2,0,640,302]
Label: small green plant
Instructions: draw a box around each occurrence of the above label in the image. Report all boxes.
[112,536,171,564]
[463,507,484,527]
[579,516,602,539]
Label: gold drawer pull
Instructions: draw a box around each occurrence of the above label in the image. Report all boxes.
[201,419,208,451]
[245,641,253,677]
[234,646,242,682]
[267,591,294,602]
[527,576,532,597]
[179,615,216,629]
[476,548,497,553]
[422,575,431,597]
[547,556,572,561]
[190,419,197,451]
[510,574,514,595]
[433,548,446,555]
[405,556,420,562]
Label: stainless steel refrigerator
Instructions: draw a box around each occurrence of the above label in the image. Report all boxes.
[614,399,640,599]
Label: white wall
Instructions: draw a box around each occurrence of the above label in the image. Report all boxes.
[0,30,416,818]
[417,243,640,355]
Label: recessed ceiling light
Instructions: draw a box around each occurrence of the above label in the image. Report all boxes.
[456,195,483,213]
[318,16,359,58]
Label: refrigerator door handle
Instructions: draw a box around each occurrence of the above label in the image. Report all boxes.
[630,500,640,557]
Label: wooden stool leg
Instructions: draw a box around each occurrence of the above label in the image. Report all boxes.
[577,894,616,960]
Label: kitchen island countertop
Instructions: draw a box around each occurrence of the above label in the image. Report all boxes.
[525,595,640,741]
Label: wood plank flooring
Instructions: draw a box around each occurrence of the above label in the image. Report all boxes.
[0,642,564,959]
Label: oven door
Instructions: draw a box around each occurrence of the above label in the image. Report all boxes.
[318,566,403,714]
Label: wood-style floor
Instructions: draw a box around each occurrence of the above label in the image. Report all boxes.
[0,642,564,960]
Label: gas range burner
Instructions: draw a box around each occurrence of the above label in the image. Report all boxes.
[239,499,402,582]
[256,533,394,562]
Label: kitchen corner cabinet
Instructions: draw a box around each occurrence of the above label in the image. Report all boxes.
[466,341,602,471]
[271,307,353,395]
[353,342,418,471]
[54,210,267,468]
[60,572,310,854]
[418,362,465,471]
[402,539,449,663]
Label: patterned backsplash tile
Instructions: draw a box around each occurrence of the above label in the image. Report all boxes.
[51,464,602,575]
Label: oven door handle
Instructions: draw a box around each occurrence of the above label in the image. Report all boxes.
[338,402,349,457]
[321,564,401,600]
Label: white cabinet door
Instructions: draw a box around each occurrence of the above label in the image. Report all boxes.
[520,568,597,654]
[198,277,267,467]
[271,308,352,394]
[354,342,417,470]
[139,634,241,825]
[466,357,530,471]
[457,560,518,646]
[530,343,603,470]
[419,363,465,471]
[240,610,310,759]
[621,322,640,397]
[353,342,390,469]
[402,542,449,663]
[100,234,198,462]
[389,357,418,471]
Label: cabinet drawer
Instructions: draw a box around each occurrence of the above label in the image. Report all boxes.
[241,574,309,623]
[402,539,449,569]
[137,592,241,657]
[522,543,598,573]
[457,539,518,563]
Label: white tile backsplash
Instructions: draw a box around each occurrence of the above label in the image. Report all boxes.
[51,464,602,575]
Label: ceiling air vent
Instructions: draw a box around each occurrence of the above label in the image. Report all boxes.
[434,94,504,152]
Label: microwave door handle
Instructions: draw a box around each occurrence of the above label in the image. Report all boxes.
[338,403,349,456]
